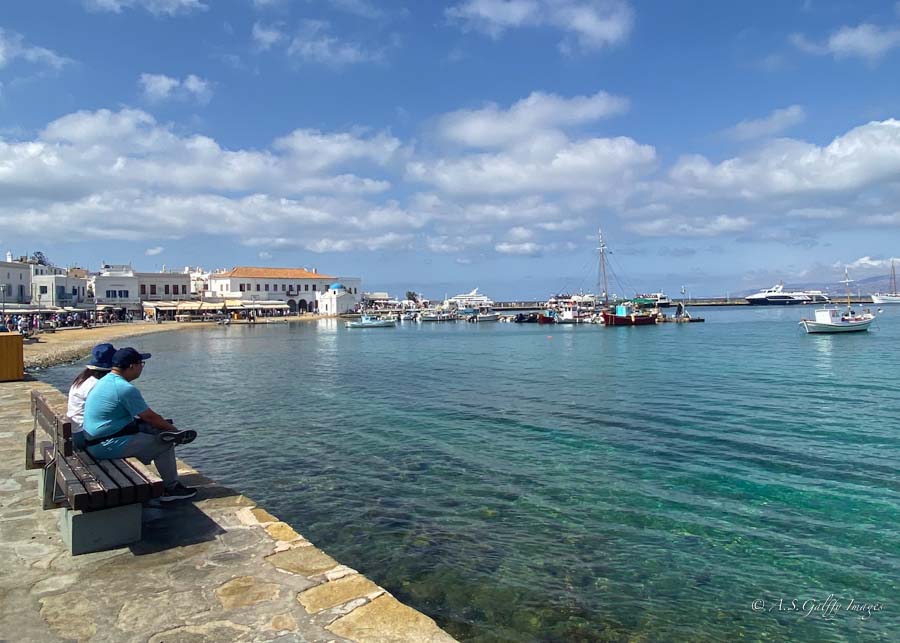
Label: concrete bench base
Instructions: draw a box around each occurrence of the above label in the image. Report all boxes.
[59,504,142,555]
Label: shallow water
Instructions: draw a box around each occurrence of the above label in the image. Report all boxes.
[40,306,900,641]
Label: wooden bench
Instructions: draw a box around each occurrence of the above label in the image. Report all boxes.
[26,390,165,554]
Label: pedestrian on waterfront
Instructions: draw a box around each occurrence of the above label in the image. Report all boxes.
[82,347,198,501]
[67,343,117,449]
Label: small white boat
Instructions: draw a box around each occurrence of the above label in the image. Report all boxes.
[419,309,456,322]
[799,308,874,333]
[799,268,875,334]
[346,314,396,328]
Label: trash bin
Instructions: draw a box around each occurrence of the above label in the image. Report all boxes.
[0,333,24,381]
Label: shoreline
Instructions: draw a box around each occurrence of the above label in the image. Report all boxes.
[22,316,325,371]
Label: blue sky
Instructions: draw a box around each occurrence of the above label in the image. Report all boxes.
[2,0,900,299]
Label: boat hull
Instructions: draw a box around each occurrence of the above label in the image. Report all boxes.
[601,311,657,326]
[799,319,872,333]
[871,294,900,304]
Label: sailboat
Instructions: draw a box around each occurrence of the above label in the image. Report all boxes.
[871,260,900,304]
[799,268,875,334]
[596,229,658,327]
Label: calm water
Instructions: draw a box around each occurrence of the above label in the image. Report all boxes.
[40,307,900,642]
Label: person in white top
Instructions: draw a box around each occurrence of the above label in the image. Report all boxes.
[67,343,117,448]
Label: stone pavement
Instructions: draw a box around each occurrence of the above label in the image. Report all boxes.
[0,380,455,643]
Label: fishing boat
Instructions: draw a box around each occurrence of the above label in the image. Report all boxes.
[871,260,900,304]
[419,309,456,322]
[632,292,672,308]
[595,229,659,327]
[346,314,396,328]
[601,301,659,326]
[799,269,874,334]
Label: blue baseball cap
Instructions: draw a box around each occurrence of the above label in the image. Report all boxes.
[111,347,151,368]
[87,343,116,370]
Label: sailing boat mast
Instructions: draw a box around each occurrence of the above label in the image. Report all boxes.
[891,259,897,294]
[597,228,609,305]
[840,267,853,308]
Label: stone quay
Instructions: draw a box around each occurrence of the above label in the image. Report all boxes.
[0,379,455,642]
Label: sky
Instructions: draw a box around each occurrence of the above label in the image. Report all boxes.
[1,0,900,299]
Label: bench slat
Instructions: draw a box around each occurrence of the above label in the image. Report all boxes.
[109,458,152,501]
[75,451,121,507]
[54,456,91,511]
[89,454,137,505]
[62,454,106,509]
[122,458,165,499]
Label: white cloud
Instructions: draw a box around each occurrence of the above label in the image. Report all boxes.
[258,251,273,259]
[495,241,542,255]
[287,20,380,66]
[506,226,533,241]
[438,91,628,148]
[426,233,492,253]
[791,24,900,62]
[628,216,752,238]
[139,73,213,103]
[446,0,634,52]
[145,246,164,255]
[252,22,285,51]
[83,0,207,15]
[0,28,72,70]
[726,105,805,141]
[669,119,900,199]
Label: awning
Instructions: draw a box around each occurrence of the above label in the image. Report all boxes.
[256,303,290,309]
[176,302,202,311]
[224,299,245,309]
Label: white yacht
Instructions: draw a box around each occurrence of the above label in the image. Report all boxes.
[445,288,494,310]
[745,283,831,305]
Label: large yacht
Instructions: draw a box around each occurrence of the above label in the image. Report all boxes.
[745,283,831,305]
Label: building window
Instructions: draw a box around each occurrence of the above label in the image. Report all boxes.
[265,284,270,291]
[239,283,244,292]
[118,290,129,298]
[305,284,309,291]
[182,285,187,295]
[72,287,78,295]
[312,284,316,291]
[150,284,157,295]
[282,284,286,291]
[164,284,170,295]
[106,290,117,298]
[256,284,260,291]
[39,285,48,294]
[141,284,147,295]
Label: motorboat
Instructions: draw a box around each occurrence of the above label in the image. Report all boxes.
[746,283,831,305]
[872,260,900,304]
[799,269,875,334]
[346,314,396,328]
[419,309,456,322]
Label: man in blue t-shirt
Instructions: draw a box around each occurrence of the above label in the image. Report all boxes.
[83,347,198,501]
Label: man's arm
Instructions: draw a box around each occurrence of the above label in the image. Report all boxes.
[137,408,178,432]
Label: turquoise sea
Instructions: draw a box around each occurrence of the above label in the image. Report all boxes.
[39,306,900,642]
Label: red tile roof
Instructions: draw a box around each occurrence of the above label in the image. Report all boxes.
[211,266,336,280]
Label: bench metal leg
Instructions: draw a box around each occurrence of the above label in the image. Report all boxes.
[59,504,143,555]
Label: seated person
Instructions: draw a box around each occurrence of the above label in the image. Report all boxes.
[66,343,116,448]
[83,347,198,502]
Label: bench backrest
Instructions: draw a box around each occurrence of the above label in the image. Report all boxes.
[31,390,73,457]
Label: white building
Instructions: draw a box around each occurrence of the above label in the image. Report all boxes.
[1,253,32,305]
[184,266,209,296]
[136,269,192,302]
[318,283,358,315]
[31,269,90,308]
[207,266,362,314]
[90,264,141,312]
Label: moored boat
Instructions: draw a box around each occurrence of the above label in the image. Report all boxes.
[746,283,830,305]
[601,302,658,326]
[799,269,875,334]
[346,314,396,328]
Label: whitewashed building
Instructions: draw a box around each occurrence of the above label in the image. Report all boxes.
[136,269,192,302]
[318,283,358,315]
[90,264,141,312]
[207,266,362,314]
[31,266,90,308]
[1,253,32,305]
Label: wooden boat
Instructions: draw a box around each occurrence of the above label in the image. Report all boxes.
[601,302,658,326]
[346,314,396,328]
[799,269,875,334]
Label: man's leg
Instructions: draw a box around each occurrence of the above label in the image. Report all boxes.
[117,434,178,488]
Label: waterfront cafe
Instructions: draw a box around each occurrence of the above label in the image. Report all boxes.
[142,299,290,321]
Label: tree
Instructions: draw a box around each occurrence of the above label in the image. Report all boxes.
[30,251,50,265]
[405,291,419,303]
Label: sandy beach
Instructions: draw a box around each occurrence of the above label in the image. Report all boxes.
[22,317,321,370]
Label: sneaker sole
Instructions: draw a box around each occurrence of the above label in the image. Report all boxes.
[160,492,197,502]
[160,430,197,446]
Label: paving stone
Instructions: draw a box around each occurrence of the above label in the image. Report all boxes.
[327,594,456,643]
[216,575,282,609]
[266,547,339,577]
[148,619,252,643]
[298,574,383,614]
[266,522,302,542]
